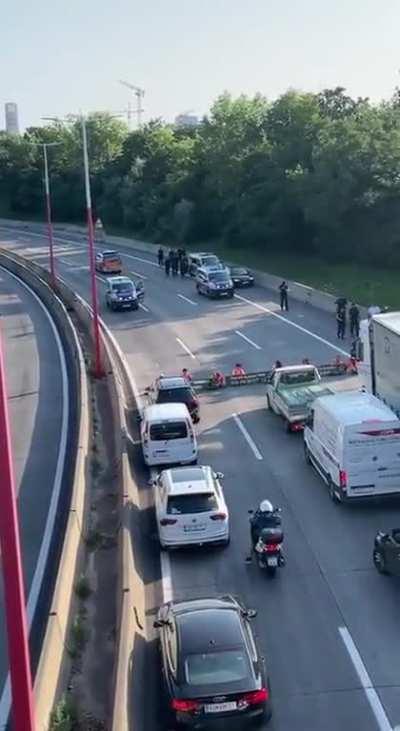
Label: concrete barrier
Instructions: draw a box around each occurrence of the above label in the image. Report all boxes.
[0,251,90,730]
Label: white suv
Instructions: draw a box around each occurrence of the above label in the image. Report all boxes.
[153,466,229,549]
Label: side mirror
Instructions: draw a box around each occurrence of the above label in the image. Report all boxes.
[245,609,257,619]
[248,509,254,515]
[153,619,163,629]
[216,472,224,480]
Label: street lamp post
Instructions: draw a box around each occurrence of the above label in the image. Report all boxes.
[0,325,35,730]
[30,142,60,287]
[42,115,103,377]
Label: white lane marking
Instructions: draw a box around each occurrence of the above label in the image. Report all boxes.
[232,413,263,460]
[130,270,148,280]
[234,293,349,356]
[235,329,262,351]
[176,337,196,359]
[177,293,198,306]
[0,267,69,727]
[339,626,393,731]
[98,315,143,412]
[122,252,158,268]
[139,302,149,313]
[96,275,107,284]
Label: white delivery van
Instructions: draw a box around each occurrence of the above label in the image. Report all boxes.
[141,403,197,467]
[304,391,400,502]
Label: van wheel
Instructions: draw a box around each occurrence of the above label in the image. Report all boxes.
[266,395,271,410]
[328,479,339,503]
[304,444,312,464]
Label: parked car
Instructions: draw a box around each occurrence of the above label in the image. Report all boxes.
[154,595,271,728]
[153,465,229,549]
[95,249,122,274]
[229,266,255,288]
[147,376,200,422]
[373,529,400,575]
[196,267,234,299]
[189,252,223,277]
[105,276,144,311]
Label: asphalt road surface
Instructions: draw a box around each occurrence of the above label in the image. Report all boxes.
[0,263,69,726]
[1,223,399,731]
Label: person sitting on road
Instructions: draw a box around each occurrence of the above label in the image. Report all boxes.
[182,368,192,383]
[210,371,226,388]
[302,358,310,365]
[232,363,246,377]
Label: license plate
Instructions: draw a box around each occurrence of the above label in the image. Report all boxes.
[122,303,131,308]
[183,524,206,532]
[267,556,278,566]
[204,702,237,713]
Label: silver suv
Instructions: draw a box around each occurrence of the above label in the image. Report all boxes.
[188,252,223,276]
[196,267,234,299]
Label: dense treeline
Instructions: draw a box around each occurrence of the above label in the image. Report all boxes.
[2,87,400,266]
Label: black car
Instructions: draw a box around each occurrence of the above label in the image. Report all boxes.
[373,529,400,576]
[148,376,200,422]
[154,596,271,728]
[229,267,255,288]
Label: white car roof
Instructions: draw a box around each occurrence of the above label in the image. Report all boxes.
[275,364,316,373]
[157,377,188,389]
[163,466,214,495]
[102,249,119,255]
[372,312,400,337]
[108,276,132,285]
[315,391,399,425]
[144,403,190,421]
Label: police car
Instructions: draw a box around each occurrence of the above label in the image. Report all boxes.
[188,252,223,277]
[105,276,144,311]
[196,266,234,298]
[95,250,122,274]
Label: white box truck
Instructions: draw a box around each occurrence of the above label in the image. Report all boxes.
[358,312,400,417]
[304,391,400,502]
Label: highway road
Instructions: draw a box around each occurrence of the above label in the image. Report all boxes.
[0,263,69,726]
[1,222,400,731]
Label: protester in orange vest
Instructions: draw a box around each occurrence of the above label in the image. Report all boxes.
[232,363,246,377]
[211,371,226,388]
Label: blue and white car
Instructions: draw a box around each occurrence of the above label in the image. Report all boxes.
[195,266,234,299]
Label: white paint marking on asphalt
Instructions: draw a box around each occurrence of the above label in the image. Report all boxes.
[97,315,143,412]
[232,413,263,460]
[234,293,349,356]
[235,329,262,350]
[96,274,107,284]
[122,252,158,268]
[177,293,198,306]
[339,626,393,731]
[0,268,69,728]
[130,269,148,280]
[139,302,149,312]
[176,337,196,359]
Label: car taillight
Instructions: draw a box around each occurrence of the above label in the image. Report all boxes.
[160,518,177,526]
[210,512,227,521]
[339,470,347,488]
[238,688,269,707]
[263,543,281,552]
[171,699,200,712]
[189,431,194,442]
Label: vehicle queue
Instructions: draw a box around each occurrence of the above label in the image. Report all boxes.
[97,244,400,729]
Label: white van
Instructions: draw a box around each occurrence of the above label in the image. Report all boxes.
[141,403,197,467]
[304,391,400,502]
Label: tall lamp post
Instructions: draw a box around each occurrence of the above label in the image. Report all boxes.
[43,115,103,377]
[30,141,60,288]
[0,327,35,730]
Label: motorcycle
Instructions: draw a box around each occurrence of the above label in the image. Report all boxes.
[254,527,285,577]
[373,529,400,576]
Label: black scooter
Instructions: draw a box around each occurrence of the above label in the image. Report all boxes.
[254,528,285,577]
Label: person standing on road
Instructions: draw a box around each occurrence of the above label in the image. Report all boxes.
[279,281,289,311]
[349,302,360,338]
[180,255,189,277]
[165,255,171,277]
[172,251,179,276]
[158,246,164,267]
[337,308,346,339]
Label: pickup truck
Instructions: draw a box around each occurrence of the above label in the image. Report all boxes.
[266,365,333,431]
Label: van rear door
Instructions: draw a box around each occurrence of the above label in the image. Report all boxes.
[344,422,400,496]
[149,418,196,464]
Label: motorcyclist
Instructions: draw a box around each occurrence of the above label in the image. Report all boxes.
[246,500,282,560]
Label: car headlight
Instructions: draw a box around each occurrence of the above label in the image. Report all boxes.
[209,282,217,288]
[111,293,118,300]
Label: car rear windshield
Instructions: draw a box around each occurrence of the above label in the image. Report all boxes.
[169,468,204,482]
[149,421,188,441]
[209,272,229,282]
[203,256,219,266]
[167,492,218,515]
[279,370,316,385]
[103,251,120,260]
[157,387,193,404]
[112,283,134,294]
[231,267,248,275]
[184,649,250,685]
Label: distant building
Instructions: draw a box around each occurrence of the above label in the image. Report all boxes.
[175,113,199,128]
[5,102,19,135]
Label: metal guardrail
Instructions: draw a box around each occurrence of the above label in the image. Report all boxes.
[191,362,351,391]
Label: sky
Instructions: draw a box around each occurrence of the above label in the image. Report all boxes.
[1,0,400,131]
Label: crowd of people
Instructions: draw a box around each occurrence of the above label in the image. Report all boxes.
[158,246,190,277]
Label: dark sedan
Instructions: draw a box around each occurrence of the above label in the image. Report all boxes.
[229,267,255,288]
[154,596,271,728]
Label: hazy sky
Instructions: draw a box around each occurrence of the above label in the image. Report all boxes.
[2,0,400,130]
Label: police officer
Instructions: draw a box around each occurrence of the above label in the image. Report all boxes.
[279,281,289,311]
[349,302,360,338]
[158,246,164,267]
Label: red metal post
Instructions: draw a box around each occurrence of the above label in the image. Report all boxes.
[81,116,103,378]
[0,325,35,730]
[43,145,56,288]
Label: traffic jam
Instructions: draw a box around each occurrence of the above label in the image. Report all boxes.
[94,242,400,729]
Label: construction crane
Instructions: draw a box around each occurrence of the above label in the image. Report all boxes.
[119,80,145,128]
